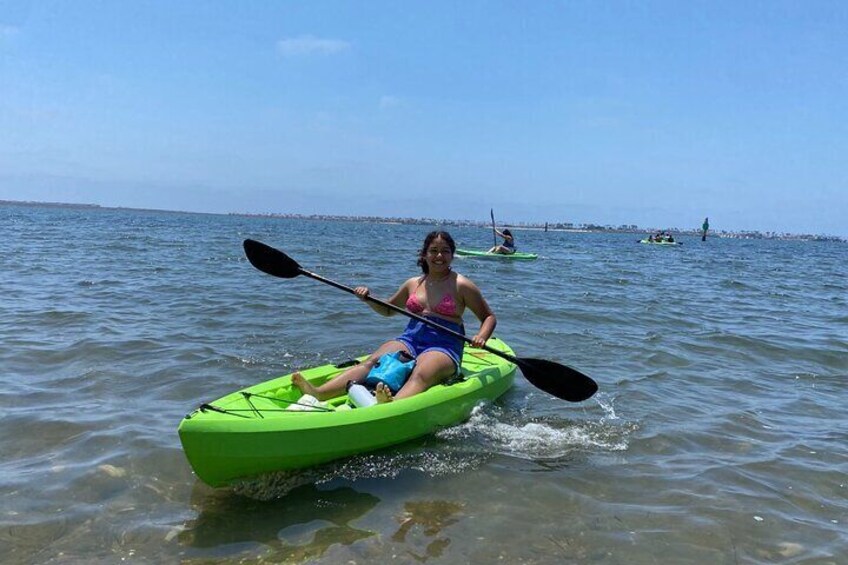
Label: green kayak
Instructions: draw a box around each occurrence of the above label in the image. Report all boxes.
[639,239,680,246]
[178,338,517,487]
[456,248,538,260]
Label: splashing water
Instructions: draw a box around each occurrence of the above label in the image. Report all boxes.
[438,403,633,460]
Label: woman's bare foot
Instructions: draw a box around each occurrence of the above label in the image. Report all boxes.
[375,382,394,403]
[291,372,322,399]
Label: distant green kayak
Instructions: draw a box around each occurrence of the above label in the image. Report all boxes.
[456,248,538,260]
[639,239,681,246]
[178,338,517,487]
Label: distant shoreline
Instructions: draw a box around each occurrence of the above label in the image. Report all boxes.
[1,199,843,242]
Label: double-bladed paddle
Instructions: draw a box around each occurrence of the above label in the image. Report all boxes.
[243,239,598,402]
[490,208,497,249]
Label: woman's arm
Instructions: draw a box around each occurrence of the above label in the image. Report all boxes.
[355,279,412,316]
[459,276,496,347]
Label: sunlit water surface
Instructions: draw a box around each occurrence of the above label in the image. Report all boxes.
[1,204,846,563]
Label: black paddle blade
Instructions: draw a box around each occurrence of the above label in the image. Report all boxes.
[243,239,302,279]
[515,357,598,402]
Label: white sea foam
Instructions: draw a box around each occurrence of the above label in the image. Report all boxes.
[437,404,631,459]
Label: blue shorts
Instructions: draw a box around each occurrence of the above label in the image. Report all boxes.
[396,315,465,375]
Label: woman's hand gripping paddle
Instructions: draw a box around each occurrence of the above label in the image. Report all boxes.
[243,239,598,402]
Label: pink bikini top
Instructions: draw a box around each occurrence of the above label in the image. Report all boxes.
[406,282,459,317]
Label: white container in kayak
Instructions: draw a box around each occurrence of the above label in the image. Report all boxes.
[346,382,377,408]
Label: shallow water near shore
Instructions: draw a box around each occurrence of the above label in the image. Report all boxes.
[1,203,846,563]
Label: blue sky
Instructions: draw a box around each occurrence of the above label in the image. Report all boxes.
[1,1,846,236]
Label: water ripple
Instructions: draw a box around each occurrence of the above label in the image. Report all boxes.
[1,205,846,562]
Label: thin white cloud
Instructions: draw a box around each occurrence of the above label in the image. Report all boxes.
[0,24,20,39]
[276,35,351,57]
[379,96,400,109]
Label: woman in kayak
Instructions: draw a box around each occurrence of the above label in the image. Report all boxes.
[292,230,496,403]
[488,228,516,254]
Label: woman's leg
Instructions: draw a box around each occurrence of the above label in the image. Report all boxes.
[293,340,411,400]
[375,350,456,402]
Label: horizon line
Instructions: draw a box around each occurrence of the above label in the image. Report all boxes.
[1,198,844,241]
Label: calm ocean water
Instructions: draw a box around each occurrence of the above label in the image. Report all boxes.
[1,203,846,564]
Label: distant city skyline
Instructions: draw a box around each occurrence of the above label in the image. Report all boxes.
[1,2,846,237]
[2,199,843,241]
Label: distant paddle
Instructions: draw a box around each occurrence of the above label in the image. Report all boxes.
[243,239,598,403]
[490,208,497,249]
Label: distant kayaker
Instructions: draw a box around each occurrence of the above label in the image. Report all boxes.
[488,228,516,254]
[292,230,497,404]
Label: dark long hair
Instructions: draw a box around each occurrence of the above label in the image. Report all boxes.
[417,231,456,274]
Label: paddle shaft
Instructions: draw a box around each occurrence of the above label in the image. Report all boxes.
[490,209,497,248]
[297,267,521,366]
[242,238,598,401]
